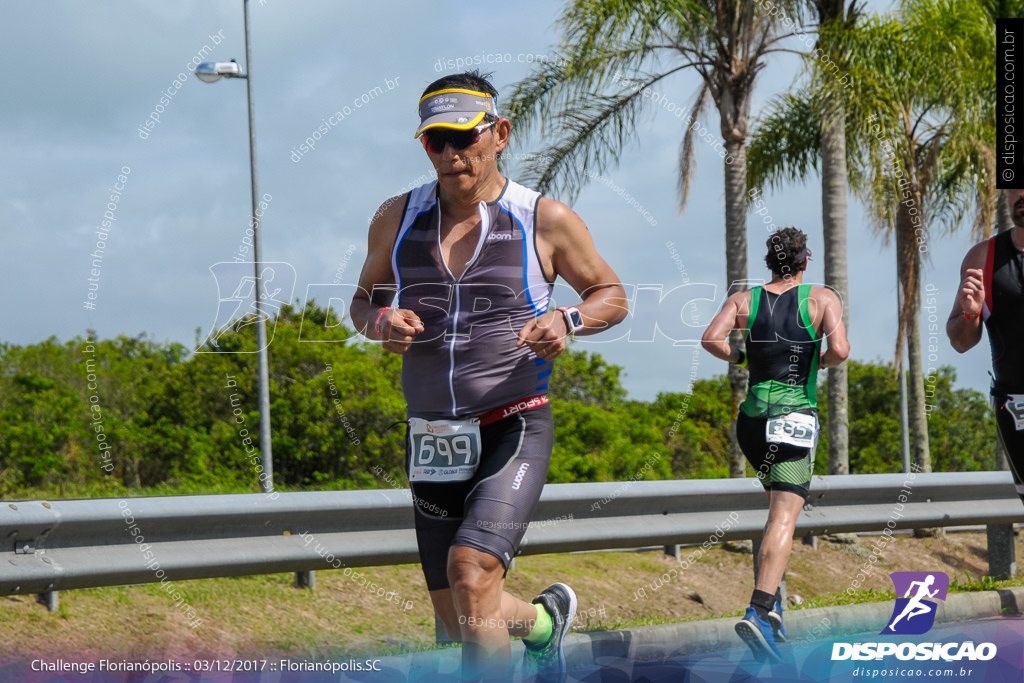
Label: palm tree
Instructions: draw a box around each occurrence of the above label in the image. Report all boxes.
[816,1,860,476]
[860,1,992,475]
[748,0,993,474]
[748,1,864,475]
[505,0,804,477]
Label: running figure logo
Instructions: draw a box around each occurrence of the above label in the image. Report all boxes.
[881,571,949,635]
[197,261,296,353]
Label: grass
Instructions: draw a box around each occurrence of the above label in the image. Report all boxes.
[795,574,1024,611]
[565,574,1024,633]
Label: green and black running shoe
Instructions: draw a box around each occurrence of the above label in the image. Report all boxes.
[522,582,577,676]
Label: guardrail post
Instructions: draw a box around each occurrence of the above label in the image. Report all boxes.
[663,544,681,561]
[986,523,1017,580]
[294,571,315,590]
[435,613,455,645]
[752,537,762,583]
[37,591,58,612]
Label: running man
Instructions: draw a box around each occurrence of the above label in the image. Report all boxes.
[885,575,938,632]
[947,188,1024,505]
[350,71,626,678]
[701,227,849,661]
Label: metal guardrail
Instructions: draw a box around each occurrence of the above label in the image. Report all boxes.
[1,472,1021,597]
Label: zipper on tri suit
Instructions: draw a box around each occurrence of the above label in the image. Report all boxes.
[441,201,491,417]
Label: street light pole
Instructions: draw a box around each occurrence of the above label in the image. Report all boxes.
[196,0,273,494]
[241,0,274,494]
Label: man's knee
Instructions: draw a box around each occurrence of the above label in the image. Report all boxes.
[437,614,463,641]
[447,546,504,600]
[766,489,807,524]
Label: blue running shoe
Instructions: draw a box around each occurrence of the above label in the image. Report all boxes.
[766,600,786,642]
[735,606,782,662]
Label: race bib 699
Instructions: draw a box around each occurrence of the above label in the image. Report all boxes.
[408,417,482,483]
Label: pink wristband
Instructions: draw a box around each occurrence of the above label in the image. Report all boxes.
[374,307,392,336]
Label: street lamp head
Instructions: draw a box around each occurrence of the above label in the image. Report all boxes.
[195,60,243,83]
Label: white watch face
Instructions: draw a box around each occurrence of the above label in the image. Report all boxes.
[562,308,582,333]
[568,310,583,330]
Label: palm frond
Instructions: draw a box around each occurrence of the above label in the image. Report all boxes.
[513,69,688,201]
[507,0,803,206]
[746,90,821,194]
[677,83,711,211]
[505,42,665,145]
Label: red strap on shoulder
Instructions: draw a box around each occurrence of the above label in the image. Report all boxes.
[984,236,995,314]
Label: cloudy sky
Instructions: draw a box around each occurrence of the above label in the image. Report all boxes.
[0,0,992,401]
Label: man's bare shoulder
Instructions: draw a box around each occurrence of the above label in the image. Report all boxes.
[536,196,585,233]
[809,284,843,306]
[961,239,990,271]
[369,192,410,232]
[729,289,752,312]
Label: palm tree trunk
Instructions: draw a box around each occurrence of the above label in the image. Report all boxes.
[996,189,1012,234]
[125,456,142,488]
[895,204,931,475]
[821,98,849,475]
[905,296,930,471]
[902,231,937,538]
[725,139,748,478]
[991,189,1007,473]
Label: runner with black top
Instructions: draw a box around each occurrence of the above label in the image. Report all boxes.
[702,227,849,662]
[947,188,1024,506]
[349,70,626,679]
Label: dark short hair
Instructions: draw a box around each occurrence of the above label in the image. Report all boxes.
[765,227,808,278]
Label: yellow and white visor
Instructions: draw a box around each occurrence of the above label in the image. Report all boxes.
[414,88,499,137]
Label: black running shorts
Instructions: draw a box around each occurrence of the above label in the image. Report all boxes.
[407,404,553,591]
[993,392,1024,503]
[736,410,817,499]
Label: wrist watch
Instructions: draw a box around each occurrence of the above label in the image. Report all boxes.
[557,306,584,336]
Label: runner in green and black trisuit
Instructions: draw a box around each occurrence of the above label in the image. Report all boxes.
[702,227,849,662]
[947,187,1024,506]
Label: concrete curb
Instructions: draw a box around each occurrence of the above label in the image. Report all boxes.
[378,587,1024,678]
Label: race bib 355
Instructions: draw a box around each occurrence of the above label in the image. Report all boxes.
[765,412,818,449]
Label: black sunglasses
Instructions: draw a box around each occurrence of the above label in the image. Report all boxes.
[420,121,496,154]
